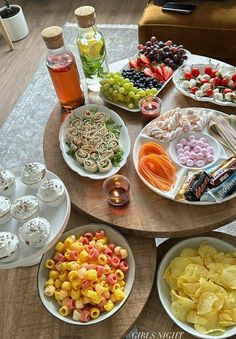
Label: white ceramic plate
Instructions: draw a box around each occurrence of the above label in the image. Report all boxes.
[133,107,235,206]
[99,50,191,112]
[38,224,135,325]
[173,63,236,107]
[0,170,71,269]
[157,236,236,339]
[59,104,131,180]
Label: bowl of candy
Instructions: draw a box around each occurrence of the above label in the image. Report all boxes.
[37,224,135,325]
[157,237,236,338]
[169,132,221,170]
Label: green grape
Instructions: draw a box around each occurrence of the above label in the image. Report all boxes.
[113,84,119,90]
[115,71,121,76]
[112,89,118,97]
[103,84,110,91]
[132,87,138,94]
[134,100,139,108]
[114,74,121,83]
[128,103,134,109]
[119,87,125,94]
[108,78,115,85]
[138,90,146,97]
[146,89,152,96]
[150,88,158,95]
[117,93,124,102]
[134,94,140,101]
[100,79,105,85]
[124,95,130,103]
[100,85,106,93]
[109,72,115,77]
[104,90,110,97]
[128,91,135,98]
[108,87,113,94]
[123,83,130,90]
[123,78,130,84]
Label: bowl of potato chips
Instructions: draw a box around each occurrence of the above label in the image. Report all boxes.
[157,237,236,338]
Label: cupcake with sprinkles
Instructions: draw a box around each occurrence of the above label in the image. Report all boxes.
[0,196,11,225]
[37,179,65,206]
[0,169,16,197]
[20,162,47,189]
[19,217,51,248]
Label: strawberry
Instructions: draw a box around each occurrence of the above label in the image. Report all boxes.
[232,74,236,82]
[204,66,212,75]
[162,66,173,81]
[223,88,233,94]
[165,40,173,46]
[190,86,198,94]
[143,67,154,77]
[213,77,221,86]
[129,58,138,69]
[222,78,229,86]
[210,69,218,78]
[191,67,200,77]
[153,65,165,82]
[184,72,192,80]
[205,89,214,97]
[200,79,210,85]
[140,54,150,65]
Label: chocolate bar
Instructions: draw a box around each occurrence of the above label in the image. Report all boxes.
[175,172,199,201]
[200,172,236,203]
[184,171,211,201]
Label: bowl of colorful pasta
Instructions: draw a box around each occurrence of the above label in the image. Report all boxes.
[37,224,135,325]
[59,105,131,179]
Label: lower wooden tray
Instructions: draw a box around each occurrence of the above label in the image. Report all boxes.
[136,232,236,338]
[0,208,157,339]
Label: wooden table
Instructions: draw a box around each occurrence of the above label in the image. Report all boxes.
[44,83,236,238]
[0,208,157,339]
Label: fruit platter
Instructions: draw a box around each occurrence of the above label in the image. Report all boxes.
[133,107,236,205]
[99,37,190,112]
[38,224,135,325]
[0,163,70,269]
[173,63,236,107]
[59,104,130,179]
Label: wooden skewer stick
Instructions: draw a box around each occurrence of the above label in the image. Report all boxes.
[0,16,14,50]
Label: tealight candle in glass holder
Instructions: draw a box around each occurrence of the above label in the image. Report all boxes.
[103,175,130,206]
[139,95,162,122]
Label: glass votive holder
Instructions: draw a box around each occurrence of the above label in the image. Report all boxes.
[139,95,162,122]
[103,175,130,206]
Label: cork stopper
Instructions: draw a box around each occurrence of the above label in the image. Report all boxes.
[74,6,96,28]
[41,26,64,49]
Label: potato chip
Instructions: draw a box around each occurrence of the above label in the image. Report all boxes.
[170,257,192,279]
[198,243,218,258]
[180,248,198,257]
[171,297,195,322]
[164,242,236,335]
[221,266,236,289]
[186,310,207,325]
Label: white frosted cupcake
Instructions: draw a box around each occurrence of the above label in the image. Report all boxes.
[20,162,47,189]
[0,169,16,197]
[37,179,65,206]
[19,217,51,248]
[0,196,11,225]
[0,232,19,262]
[11,195,39,222]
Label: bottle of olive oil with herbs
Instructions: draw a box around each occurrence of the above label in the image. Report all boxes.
[74,6,109,85]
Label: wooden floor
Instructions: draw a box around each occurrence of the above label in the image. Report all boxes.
[0,0,147,126]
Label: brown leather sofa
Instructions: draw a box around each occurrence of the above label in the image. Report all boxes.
[138,1,236,65]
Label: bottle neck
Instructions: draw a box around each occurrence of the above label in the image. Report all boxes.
[47,45,68,55]
[79,25,98,38]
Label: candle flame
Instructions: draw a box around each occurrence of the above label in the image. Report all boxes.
[113,190,119,197]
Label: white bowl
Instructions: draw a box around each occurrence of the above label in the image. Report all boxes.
[38,224,135,325]
[169,131,222,170]
[157,236,236,339]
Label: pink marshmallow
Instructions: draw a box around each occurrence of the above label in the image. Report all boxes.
[198,141,205,147]
[196,160,205,167]
[202,148,208,155]
[199,137,206,143]
[177,148,184,155]
[176,143,183,150]
[186,159,194,167]
[180,139,187,146]
[184,146,190,151]
[207,146,214,154]
[188,135,195,141]
[204,142,209,148]
[191,140,197,147]
[179,157,186,164]
[207,155,214,162]
[196,152,204,160]
[194,145,201,153]
[184,151,190,157]
[190,151,196,159]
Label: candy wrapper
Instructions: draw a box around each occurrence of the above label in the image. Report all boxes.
[200,171,236,203]
[184,171,211,201]
[175,172,198,201]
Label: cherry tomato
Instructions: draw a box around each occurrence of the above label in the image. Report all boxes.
[190,86,198,94]
[205,89,214,97]
[213,77,221,86]
[200,79,210,84]
[231,74,236,82]
[204,66,212,75]
[191,67,200,77]
[210,69,218,78]
[184,72,192,80]
[223,88,233,94]
[222,78,229,86]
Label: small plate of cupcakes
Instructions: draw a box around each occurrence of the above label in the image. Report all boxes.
[0,162,71,269]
